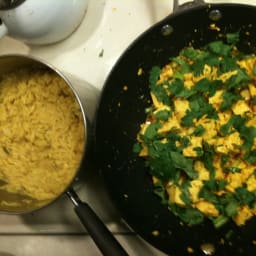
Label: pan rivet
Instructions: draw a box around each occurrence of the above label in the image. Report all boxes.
[209,9,222,21]
[161,24,173,36]
[200,243,215,255]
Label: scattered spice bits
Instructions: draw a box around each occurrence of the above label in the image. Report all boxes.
[98,49,104,58]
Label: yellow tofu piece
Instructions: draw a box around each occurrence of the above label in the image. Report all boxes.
[246,174,256,192]
[195,201,219,217]
[246,116,256,127]
[151,92,164,109]
[166,184,185,206]
[194,161,210,180]
[248,83,256,97]
[208,89,224,108]
[213,155,225,180]
[240,89,250,101]
[226,173,243,192]
[158,114,181,133]
[157,64,173,84]
[188,180,203,203]
[215,132,242,154]
[183,136,203,157]
[232,100,251,116]
[196,116,217,142]
[217,111,232,127]
[173,98,190,119]
[233,205,254,226]
[237,57,256,76]
[217,70,238,82]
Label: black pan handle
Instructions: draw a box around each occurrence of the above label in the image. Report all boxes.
[66,188,128,256]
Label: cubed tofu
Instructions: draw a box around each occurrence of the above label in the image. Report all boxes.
[208,89,224,109]
[226,173,243,192]
[183,136,203,157]
[237,57,256,77]
[195,201,219,217]
[248,83,256,97]
[246,174,256,192]
[196,116,217,141]
[158,114,181,133]
[232,100,251,116]
[217,70,237,82]
[151,92,164,109]
[166,184,185,206]
[188,180,203,203]
[213,155,225,180]
[173,98,190,119]
[233,205,254,226]
[194,161,210,180]
[215,132,242,154]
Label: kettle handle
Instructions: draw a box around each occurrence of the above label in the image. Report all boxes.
[0,19,8,38]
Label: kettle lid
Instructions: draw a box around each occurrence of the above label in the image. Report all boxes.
[0,0,26,10]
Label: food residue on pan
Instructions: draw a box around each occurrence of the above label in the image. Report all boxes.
[123,85,128,91]
[0,68,85,208]
[209,23,221,31]
[151,230,160,236]
[137,68,143,76]
[187,246,194,254]
[133,32,256,228]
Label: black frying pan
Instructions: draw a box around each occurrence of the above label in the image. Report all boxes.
[94,2,256,256]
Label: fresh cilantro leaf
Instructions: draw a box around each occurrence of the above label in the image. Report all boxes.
[219,57,239,73]
[169,204,204,225]
[153,181,168,204]
[253,96,256,105]
[180,47,199,60]
[180,180,192,205]
[143,122,162,140]
[193,125,205,136]
[226,32,240,45]
[182,96,218,126]
[199,186,219,204]
[172,57,191,74]
[234,186,255,206]
[225,201,239,217]
[170,151,198,179]
[193,147,204,157]
[225,69,251,90]
[154,109,171,121]
[226,167,241,173]
[245,150,256,164]
[220,115,245,135]
[207,41,232,56]
[220,90,241,111]
[132,142,142,154]
[169,79,196,99]
[194,78,222,97]
[149,66,161,86]
[212,215,229,228]
[150,84,170,105]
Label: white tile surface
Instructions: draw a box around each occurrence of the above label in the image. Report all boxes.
[0,235,166,256]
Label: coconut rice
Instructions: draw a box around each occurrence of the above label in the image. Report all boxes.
[0,68,85,204]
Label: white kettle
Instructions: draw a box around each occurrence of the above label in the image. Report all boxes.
[0,0,88,45]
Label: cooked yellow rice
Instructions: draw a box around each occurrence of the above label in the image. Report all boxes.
[0,68,85,202]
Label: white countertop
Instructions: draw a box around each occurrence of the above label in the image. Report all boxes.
[0,0,255,255]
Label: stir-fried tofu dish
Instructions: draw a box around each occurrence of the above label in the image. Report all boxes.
[133,33,256,228]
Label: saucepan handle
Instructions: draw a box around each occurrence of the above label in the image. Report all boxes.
[66,188,128,256]
[173,0,205,13]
